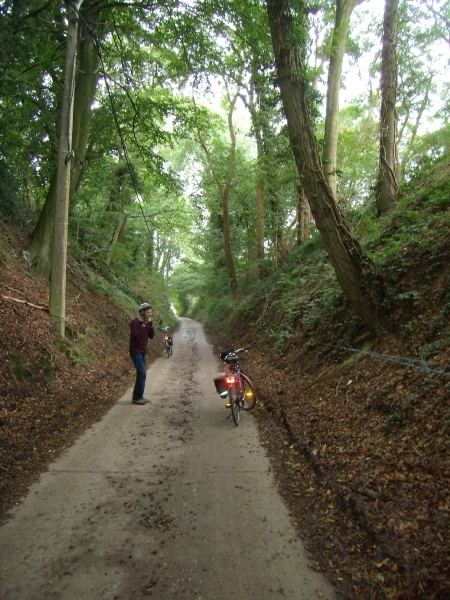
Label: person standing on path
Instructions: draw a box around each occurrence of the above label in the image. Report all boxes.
[129,302,155,405]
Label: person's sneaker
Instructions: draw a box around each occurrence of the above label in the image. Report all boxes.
[132,398,148,405]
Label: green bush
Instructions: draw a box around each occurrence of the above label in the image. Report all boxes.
[0,162,36,230]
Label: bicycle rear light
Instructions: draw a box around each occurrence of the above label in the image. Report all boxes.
[226,375,236,385]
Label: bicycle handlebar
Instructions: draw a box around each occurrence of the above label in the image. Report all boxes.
[221,346,252,357]
[234,346,252,353]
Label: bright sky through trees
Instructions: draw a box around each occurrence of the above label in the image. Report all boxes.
[339,1,449,133]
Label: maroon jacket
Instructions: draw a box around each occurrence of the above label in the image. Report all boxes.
[129,317,155,354]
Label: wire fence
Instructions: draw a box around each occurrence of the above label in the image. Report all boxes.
[342,346,450,378]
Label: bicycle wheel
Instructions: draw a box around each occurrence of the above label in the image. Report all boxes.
[229,383,241,426]
[165,343,171,358]
[240,373,257,411]
[169,345,173,357]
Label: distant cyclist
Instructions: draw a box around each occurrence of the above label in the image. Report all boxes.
[129,302,155,405]
[161,326,173,357]
[167,332,173,354]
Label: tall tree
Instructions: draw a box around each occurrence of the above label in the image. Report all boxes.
[0,0,65,217]
[248,57,266,279]
[27,0,103,278]
[322,0,363,200]
[49,0,82,337]
[377,0,399,215]
[194,89,240,299]
[266,0,385,326]
[395,0,442,181]
[69,0,101,208]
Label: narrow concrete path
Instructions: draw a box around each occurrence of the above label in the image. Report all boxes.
[0,318,335,600]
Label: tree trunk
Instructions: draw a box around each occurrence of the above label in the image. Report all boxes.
[165,244,171,311]
[27,175,57,279]
[249,57,266,279]
[255,145,265,277]
[49,0,81,337]
[106,213,126,266]
[196,90,239,299]
[155,233,164,273]
[399,76,432,182]
[377,0,399,215]
[269,193,285,266]
[266,0,385,327]
[323,0,363,199]
[27,0,100,278]
[117,213,128,244]
[221,89,239,298]
[296,183,311,245]
[147,228,155,273]
[69,0,100,209]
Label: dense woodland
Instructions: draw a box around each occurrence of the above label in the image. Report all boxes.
[2,0,450,598]
[0,0,448,327]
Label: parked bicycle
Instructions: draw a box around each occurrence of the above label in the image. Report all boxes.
[214,346,256,426]
[161,326,173,358]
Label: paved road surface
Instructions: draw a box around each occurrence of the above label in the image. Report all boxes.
[0,318,335,600]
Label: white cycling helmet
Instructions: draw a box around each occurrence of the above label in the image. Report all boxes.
[138,302,152,312]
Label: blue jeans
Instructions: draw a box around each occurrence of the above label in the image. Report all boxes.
[130,353,147,401]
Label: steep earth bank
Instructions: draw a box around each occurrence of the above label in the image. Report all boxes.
[0,222,162,517]
[209,240,450,600]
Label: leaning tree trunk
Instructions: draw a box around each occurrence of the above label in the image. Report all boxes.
[266,0,385,326]
[377,0,399,215]
[323,0,363,199]
[27,0,100,278]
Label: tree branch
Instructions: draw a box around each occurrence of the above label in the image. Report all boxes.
[1,295,49,312]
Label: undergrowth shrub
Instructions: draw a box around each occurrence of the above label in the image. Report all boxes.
[0,162,36,230]
[203,295,235,330]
